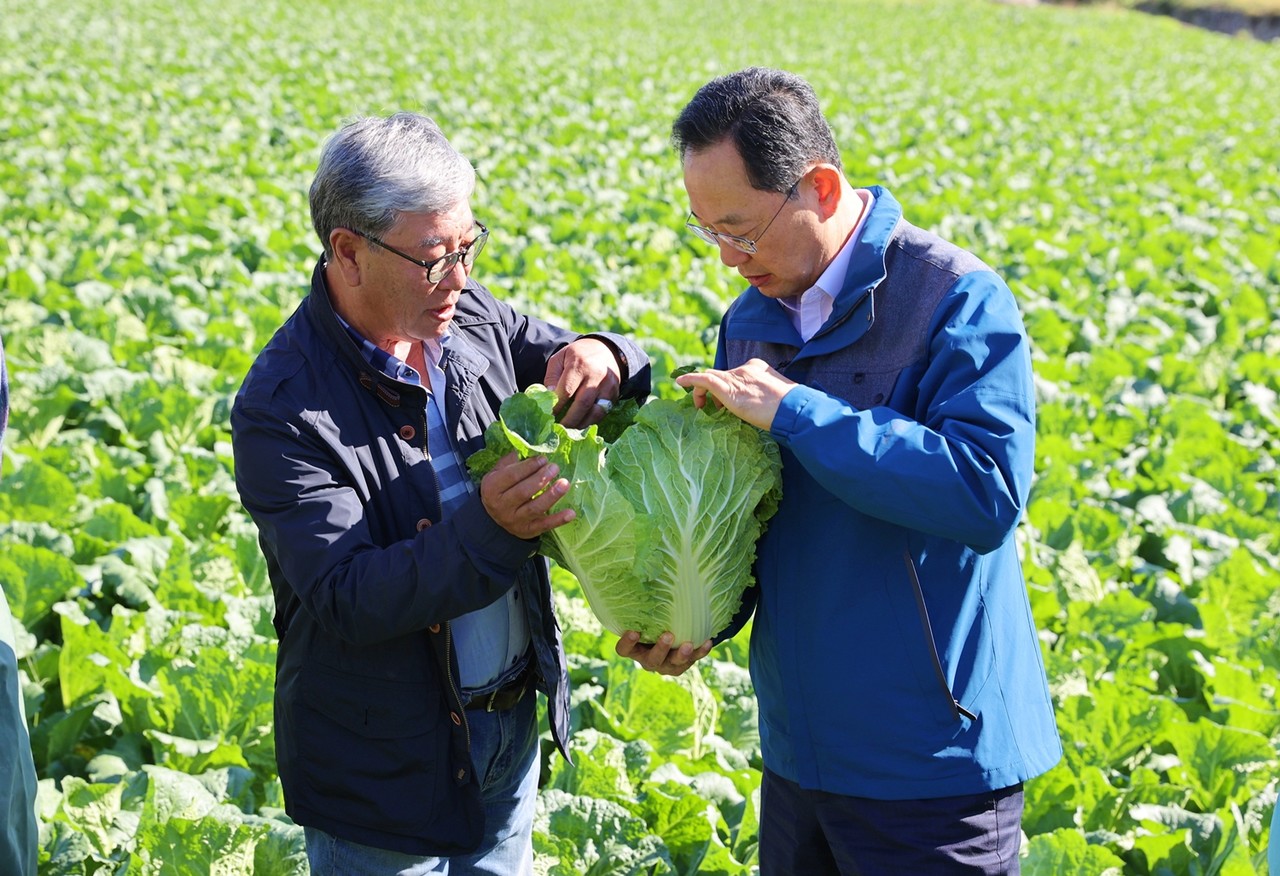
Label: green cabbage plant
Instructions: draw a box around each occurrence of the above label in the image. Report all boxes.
[468,385,782,644]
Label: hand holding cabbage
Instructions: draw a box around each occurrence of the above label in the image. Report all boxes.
[467,383,782,645]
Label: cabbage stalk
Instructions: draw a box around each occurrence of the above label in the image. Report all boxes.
[468,386,782,644]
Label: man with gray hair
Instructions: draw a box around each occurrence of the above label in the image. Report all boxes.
[232,112,650,873]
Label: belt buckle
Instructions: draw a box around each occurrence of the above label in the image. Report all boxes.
[482,688,501,712]
[493,677,528,711]
[467,662,530,712]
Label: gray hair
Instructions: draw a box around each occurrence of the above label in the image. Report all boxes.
[309,112,477,256]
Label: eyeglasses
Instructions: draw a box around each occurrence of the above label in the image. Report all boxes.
[354,222,489,284]
[685,183,797,254]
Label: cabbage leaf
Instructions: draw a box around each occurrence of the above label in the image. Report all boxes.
[468,385,781,644]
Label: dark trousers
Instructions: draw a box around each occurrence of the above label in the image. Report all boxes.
[758,767,1024,875]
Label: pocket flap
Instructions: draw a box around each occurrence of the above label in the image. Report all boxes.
[301,664,440,739]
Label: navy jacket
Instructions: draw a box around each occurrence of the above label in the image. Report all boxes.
[231,261,650,854]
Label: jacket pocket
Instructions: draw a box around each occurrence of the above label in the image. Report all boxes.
[296,663,450,834]
[901,550,978,727]
[806,360,903,410]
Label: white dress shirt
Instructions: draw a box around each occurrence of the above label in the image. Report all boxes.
[778,189,875,343]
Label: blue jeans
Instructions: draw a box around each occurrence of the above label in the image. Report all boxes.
[758,767,1024,875]
[304,689,539,876]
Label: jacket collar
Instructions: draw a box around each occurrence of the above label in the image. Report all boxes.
[722,186,902,358]
[306,258,368,365]
[305,258,494,409]
[304,258,428,407]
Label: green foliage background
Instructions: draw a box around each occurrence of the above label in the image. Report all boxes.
[1,0,1278,873]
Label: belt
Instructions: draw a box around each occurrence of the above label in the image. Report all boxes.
[464,664,532,712]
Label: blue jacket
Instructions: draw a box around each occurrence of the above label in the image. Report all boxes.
[718,188,1061,799]
[231,262,650,854]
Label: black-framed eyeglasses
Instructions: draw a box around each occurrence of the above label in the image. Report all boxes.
[354,222,489,284]
[685,183,797,254]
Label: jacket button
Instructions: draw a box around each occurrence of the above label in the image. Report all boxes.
[450,712,462,726]
[429,624,441,634]
[399,424,416,441]
[416,518,432,531]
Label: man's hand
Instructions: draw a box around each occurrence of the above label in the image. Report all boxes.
[674,357,797,432]
[544,337,621,428]
[615,630,712,677]
[480,452,574,539]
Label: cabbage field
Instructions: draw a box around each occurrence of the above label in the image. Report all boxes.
[2,0,1278,873]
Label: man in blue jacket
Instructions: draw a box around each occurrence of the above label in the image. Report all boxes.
[619,68,1061,873]
[231,112,650,874]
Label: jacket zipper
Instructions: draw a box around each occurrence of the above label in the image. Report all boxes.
[774,289,873,373]
[902,549,977,722]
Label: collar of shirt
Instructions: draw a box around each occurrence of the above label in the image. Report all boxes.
[332,312,451,390]
[779,189,876,343]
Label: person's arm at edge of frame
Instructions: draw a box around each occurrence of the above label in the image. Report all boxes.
[1,332,41,876]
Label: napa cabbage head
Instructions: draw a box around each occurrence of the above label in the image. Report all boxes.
[467,385,781,644]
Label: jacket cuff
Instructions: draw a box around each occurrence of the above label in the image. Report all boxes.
[769,384,826,440]
[580,333,631,384]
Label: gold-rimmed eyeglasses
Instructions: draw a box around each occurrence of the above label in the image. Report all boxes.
[685,183,797,254]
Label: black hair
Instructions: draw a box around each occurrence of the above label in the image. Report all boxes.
[671,67,842,194]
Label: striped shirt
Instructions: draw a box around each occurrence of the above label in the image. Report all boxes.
[335,316,530,690]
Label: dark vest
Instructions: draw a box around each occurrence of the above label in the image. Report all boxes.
[724,219,991,413]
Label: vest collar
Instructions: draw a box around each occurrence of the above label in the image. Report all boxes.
[722,186,902,358]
